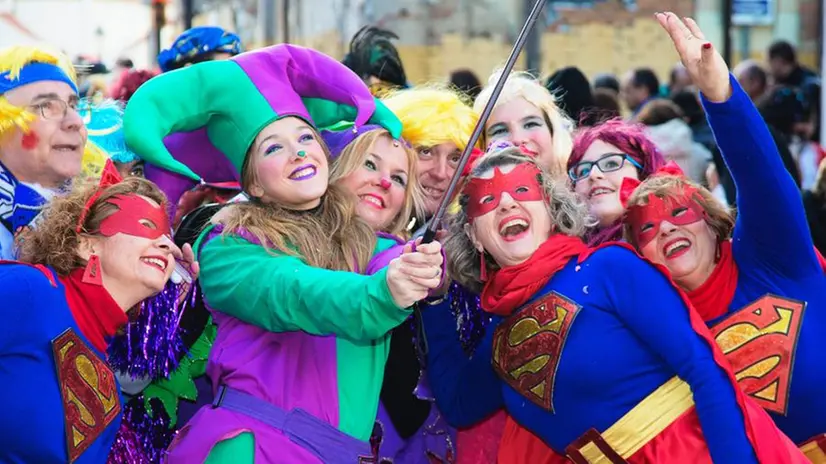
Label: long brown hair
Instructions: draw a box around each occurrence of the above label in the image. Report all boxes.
[224,129,376,272]
[17,176,167,275]
[329,128,423,238]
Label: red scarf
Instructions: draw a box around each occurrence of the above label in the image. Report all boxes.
[816,248,826,273]
[481,234,588,316]
[684,240,738,321]
[58,268,128,354]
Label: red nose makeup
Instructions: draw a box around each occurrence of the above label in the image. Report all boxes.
[380,178,392,190]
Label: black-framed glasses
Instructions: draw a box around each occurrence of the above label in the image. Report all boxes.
[28,98,88,121]
[568,153,643,182]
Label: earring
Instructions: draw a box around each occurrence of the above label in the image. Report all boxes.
[82,254,103,286]
[479,252,488,281]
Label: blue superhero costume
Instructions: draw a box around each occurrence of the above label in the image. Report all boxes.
[0,263,127,463]
[689,76,826,448]
[423,242,803,462]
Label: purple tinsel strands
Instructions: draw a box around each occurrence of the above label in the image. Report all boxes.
[109,398,176,464]
[106,420,152,464]
[447,282,492,355]
[108,279,194,380]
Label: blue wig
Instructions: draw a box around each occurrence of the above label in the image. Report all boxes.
[79,98,141,164]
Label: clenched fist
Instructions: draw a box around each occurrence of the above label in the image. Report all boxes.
[386,239,444,308]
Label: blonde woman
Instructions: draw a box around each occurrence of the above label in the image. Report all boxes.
[325,125,422,238]
[475,70,573,178]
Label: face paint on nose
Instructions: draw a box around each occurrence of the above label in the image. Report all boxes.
[98,194,171,239]
[464,163,544,220]
[626,190,707,248]
[380,178,391,190]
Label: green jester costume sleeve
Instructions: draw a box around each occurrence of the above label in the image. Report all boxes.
[196,229,408,341]
[122,44,414,464]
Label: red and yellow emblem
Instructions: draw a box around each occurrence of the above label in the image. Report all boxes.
[710,294,805,415]
[52,328,121,463]
[491,292,581,412]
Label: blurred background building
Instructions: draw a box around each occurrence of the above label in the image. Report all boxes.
[0,0,821,84]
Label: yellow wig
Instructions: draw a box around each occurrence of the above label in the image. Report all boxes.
[0,46,105,178]
[474,70,574,177]
[382,86,479,150]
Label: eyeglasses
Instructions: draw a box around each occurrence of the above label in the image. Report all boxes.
[568,153,643,182]
[28,98,88,121]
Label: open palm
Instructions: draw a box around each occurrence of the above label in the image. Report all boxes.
[656,12,732,102]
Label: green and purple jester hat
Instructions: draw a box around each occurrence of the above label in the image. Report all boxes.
[122,43,402,209]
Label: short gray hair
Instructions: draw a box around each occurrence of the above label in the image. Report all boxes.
[445,147,591,293]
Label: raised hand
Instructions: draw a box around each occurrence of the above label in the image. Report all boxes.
[386,240,444,308]
[180,242,200,279]
[655,11,731,102]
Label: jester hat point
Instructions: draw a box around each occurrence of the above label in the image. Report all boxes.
[123,44,401,183]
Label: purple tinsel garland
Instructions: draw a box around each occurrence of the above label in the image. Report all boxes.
[107,398,176,464]
[448,282,492,355]
[108,279,197,380]
[107,420,152,464]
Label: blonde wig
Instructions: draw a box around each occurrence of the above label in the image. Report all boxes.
[0,46,76,138]
[329,127,424,238]
[382,86,479,151]
[474,70,574,178]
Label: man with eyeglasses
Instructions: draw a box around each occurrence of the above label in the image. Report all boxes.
[0,46,88,259]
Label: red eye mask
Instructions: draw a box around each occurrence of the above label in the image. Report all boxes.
[464,163,544,220]
[98,194,170,240]
[626,190,707,248]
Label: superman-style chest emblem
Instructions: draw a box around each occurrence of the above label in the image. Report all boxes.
[491,291,581,412]
[52,328,121,462]
[710,294,805,415]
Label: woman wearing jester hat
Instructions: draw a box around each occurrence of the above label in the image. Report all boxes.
[0,45,108,259]
[0,159,198,463]
[421,139,807,463]
[123,43,445,463]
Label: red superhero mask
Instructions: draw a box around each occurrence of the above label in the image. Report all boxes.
[626,188,707,248]
[98,194,171,240]
[464,163,544,220]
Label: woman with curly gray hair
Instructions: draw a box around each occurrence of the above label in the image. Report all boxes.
[422,143,803,462]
